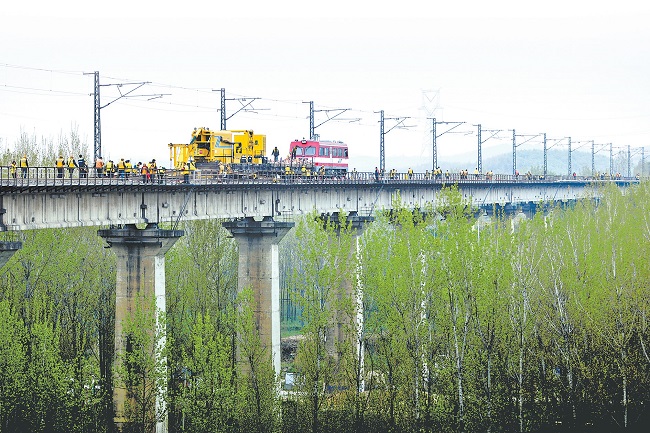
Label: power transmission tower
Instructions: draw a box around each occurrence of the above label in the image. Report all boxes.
[421,90,441,165]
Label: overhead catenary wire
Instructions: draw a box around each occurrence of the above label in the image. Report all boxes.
[2,62,649,172]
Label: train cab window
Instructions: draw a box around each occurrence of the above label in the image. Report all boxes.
[318,147,330,156]
[294,147,303,156]
[344,148,348,157]
[305,147,316,156]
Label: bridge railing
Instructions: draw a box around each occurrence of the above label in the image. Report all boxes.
[0,165,641,187]
[0,166,189,186]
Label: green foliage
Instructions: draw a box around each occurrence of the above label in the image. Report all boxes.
[235,288,279,433]
[117,296,167,433]
[3,182,650,433]
[178,313,236,432]
[0,226,114,432]
[0,300,27,431]
[287,211,357,433]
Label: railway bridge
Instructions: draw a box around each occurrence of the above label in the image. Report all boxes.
[0,168,637,431]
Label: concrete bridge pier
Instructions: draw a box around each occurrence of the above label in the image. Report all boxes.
[0,241,22,268]
[222,216,294,377]
[98,224,184,433]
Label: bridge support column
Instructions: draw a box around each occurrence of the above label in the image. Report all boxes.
[98,224,184,433]
[0,241,22,268]
[222,217,294,377]
[320,212,373,392]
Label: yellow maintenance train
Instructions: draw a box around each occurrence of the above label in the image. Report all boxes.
[169,127,268,169]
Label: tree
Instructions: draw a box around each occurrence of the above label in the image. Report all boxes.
[288,212,356,433]
[178,313,237,432]
[235,287,278,433]
[0,300,27,432]
[505,208,545,432]
[117,296,167,433]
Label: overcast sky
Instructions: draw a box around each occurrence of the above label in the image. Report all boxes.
[1,1,649,171]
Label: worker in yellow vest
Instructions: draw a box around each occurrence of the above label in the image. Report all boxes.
[19,154,29,178]
[67,155,77,178]
[117,158,126,178]
[55,155,65,178]
[105,160,114,178]
[149,159,158,183]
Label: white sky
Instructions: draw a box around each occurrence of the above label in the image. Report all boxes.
[1,1,649,171]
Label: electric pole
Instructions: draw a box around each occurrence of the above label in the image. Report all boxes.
[430,118,465,171]
[303,101,351,140]
[543,136,569,178]
[214,88,262,131]
[591,141,609,176]
[512,129,517,176]
[567,137,571,177]
[512,130,541,176]
[220,88,226,130]
[642,147,645,178]
[87,71,101,162]
[543,133,547,177]
[380,110,384,172]
[377,111,411,173]
[591,140,595,175]
[475,124,500,174]
[308,101,314,139]
[85,71,166,161]
[432,118,436,170]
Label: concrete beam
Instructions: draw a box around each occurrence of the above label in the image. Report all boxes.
[222,217,294,377]
[98,224,183,433]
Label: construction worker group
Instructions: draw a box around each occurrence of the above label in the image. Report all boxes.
[54,155,172,182]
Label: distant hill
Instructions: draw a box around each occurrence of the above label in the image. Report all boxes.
[481,149,608,176]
